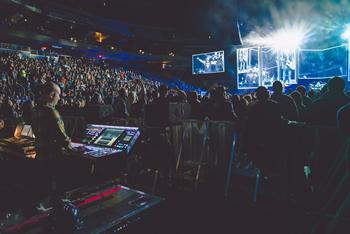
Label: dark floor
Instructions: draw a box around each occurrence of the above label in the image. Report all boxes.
[123,170,308,234]
[0,172,305,234]
[1,158,348,234]
[125,189,303,234]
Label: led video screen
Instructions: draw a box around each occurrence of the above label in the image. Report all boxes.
[237,47,259,89]
[192,51,225,74]
[278,50,297,85]
[261,47,278,87]
[299,45,348,79]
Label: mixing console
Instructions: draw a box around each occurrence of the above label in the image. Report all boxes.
[71,124,140,159]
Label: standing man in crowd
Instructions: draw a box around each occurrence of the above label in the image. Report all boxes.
[296,85,313,109]
[306,76,350,125]
[271,81,298,121]
[244,86,285,172]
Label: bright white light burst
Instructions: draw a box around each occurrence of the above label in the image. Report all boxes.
[244,24,309,51]
[270,27,305,51]
[341,24,350,40]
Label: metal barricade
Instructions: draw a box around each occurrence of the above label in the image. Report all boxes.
[174,120,235,191]
[108,118,144,127]
[169,124,183,170]
[180,120,208,165]
[208,121,235,168]
[224,123,342,201]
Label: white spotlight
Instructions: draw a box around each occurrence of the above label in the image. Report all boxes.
[271,27,304,51]
[341,24,350,40]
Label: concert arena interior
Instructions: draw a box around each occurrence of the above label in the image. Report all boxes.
[1,0,350,233]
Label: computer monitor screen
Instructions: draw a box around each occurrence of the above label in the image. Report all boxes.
[93,129,124,147]
[81,125,105,144]
[78,124,140,153]
[192,50,225,74]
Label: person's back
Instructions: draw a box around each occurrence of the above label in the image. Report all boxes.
[153,95,168,105]
[32,104,71,157]
[337,103,350,138]
[0,98,15,119]
[206,86,237,122]
[245,86,285,172]
[296,85,313,108]
[187,91,204,120]
[290,91,306,121]
[306,77,350,125]
[32,82,71,158]
[246,98,282,144]
[270,81,298,121]
[31,81,72,205]
[211,99,236,121]
[21,100,34,124]
[113,88,129,118]
[307,93,350,125]
[152,84,169,105]
[130,97,145,118]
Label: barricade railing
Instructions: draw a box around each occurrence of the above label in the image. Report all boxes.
[107,118,144,127]
[172,119,235,191]
[223,122,345,201]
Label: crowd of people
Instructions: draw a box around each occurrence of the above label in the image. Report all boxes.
[0,48,349,210]
[1,50,350,130]
[1,50,350,177]
[1,4,346,130]
[0,51,202,122]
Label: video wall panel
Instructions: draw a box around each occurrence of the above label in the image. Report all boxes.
[261,47,278,87]
[237,47,260,89]
[299,45,348,79]
[236,44,348,90]
[192,51,225,75]
[278,50,297,85]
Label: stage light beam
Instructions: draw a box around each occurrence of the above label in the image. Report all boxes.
[271,28,305,51]
[244,25,308,52]
[341,24,350,40]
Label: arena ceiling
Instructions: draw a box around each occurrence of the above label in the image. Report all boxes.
[41,0,226,30]
[24,0,241,44]
[3,0,350,55]
[30,0,350,46]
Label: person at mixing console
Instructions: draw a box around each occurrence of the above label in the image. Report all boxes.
[31,81,72,204]
[32,81,72,157]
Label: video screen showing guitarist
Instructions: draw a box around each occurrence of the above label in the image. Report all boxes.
[280,53,296,85]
